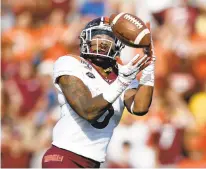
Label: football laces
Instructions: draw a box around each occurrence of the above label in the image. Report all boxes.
[124,14,143,29]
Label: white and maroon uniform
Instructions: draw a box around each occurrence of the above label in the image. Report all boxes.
[52,55,138,162]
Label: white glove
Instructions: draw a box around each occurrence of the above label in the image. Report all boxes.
[103,54,148,103]
[117,54,148,85]
[139,61,155,86]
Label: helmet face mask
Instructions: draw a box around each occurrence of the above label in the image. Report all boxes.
[80,17,125,62]
[89,37,115,57]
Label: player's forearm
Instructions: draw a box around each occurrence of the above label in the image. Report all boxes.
[64,90,110,122]
[83,94,111,122]
[59,76,110,122]
[82,77,131,122]
[131,58,155,115]
[59,75,124,122]
[132,85,153,115]
[85,74,137,121]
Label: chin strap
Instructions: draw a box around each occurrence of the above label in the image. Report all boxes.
[83,54,116,69]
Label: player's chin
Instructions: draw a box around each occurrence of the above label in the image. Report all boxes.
[88,54,115,69]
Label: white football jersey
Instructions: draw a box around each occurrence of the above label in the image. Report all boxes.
[52,55,138,162]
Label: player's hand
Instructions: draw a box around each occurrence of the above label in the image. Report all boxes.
[116,54,150,85]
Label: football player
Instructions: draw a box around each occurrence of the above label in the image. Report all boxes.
[42,16,155,168]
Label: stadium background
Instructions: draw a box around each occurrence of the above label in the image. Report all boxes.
[1,0,206,168]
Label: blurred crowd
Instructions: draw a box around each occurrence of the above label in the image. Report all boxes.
[1,0,206,168]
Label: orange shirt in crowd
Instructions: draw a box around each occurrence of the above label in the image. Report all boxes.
[2,27,36,61]
[36,24,69,60]
[177,157,206,168]
[37,24,68,49]
[44,43,68,61]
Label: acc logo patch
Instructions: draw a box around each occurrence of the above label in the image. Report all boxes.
[80,59,92,70]
[86,72,95,79]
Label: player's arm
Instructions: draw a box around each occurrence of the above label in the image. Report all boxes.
[124,85,153,116]
[124,45,155,116]
[58,75,110,122]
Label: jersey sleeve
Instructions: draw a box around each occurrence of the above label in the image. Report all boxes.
[53,55,83,92]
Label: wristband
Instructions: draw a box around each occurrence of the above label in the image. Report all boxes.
[102,77,129,103]
[139,62,155,86]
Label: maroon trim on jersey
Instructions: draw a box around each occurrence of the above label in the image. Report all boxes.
[88,60,117,84]
[93,65,117,84]
[106,71,118,84]
[42,145,100,168]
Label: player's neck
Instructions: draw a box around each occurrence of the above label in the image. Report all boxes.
[92,64,111,78]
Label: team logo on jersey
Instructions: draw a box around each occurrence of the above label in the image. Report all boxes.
[86,72,95,79]
[44,154,64,162]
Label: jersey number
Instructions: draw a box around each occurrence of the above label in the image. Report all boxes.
[91,105,114,129]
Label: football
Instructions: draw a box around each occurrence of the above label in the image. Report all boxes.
[109,13,151,48]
